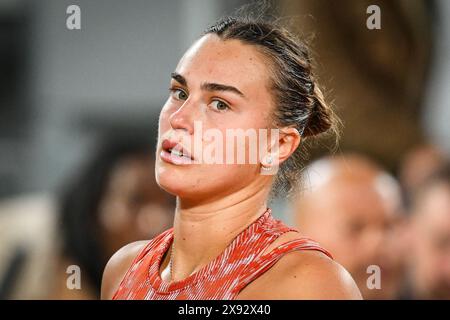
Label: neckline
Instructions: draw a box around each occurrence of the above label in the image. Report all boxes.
[148,207,272,293]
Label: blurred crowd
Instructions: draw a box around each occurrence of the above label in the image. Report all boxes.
[294,144,450,299]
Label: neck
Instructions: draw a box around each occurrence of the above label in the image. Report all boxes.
[166,184,270,282]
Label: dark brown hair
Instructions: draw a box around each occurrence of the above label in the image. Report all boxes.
[204,14,340,197]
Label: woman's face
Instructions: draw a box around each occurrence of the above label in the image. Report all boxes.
[155,34,276,202]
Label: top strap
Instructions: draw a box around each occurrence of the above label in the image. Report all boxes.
[112,228,173,299]
[234,237,333,294]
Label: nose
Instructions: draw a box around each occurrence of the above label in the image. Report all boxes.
[168,98,195,135]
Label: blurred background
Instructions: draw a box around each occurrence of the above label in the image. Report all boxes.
[0,0,449,299]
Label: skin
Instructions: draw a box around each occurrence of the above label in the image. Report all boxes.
[409,183,450,299]
[101,34,361,300]
[294,156,406,299]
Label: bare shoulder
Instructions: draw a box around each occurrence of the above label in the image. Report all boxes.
[101,240,149,300]
[238,234,362,300]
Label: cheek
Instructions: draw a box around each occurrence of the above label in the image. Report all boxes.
[219,128,269,165]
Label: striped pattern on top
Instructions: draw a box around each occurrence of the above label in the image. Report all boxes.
[112,207,333,300]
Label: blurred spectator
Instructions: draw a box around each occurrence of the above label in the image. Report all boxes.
[0,134,174,299]
[399,144,448,207]
[406,163,450,299]
[293,154,406,299]
[53,134,175,299]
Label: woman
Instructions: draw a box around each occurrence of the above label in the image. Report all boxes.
[102,15,362,300]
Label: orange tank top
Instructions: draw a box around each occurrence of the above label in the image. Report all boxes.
[112,207,332,300]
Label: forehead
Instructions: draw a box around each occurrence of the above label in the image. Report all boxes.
[175,34,271,91]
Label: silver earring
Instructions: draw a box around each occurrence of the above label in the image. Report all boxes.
[266,154,273,165]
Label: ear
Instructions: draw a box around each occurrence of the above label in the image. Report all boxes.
[265,127,301,166]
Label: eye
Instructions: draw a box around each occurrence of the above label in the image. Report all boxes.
[169,88,188,101]
[209,99,230,112]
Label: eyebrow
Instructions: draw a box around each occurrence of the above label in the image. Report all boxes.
[171,72,187,87]
[171,72,245,98]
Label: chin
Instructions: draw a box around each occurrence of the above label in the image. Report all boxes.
[157,180,191,198]
[155,164,197,197]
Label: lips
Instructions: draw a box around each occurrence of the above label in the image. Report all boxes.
[160,138,194,165]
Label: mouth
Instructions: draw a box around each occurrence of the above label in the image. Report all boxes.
[160,138,194,165]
